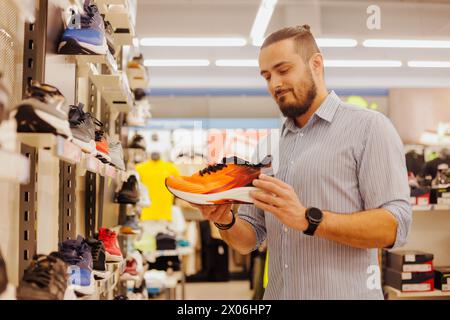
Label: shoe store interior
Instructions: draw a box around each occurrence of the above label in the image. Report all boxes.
[0,0,449,301]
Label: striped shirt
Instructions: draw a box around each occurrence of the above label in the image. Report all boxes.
[238,91,412,300]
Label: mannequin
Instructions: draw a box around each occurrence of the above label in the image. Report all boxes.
[135,149,180,221]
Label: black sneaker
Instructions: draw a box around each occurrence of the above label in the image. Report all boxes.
[16,253,69,300]
[116,174,140,204]
[83,238,107,276]
[129,134,146,150]
[0,249,8,295]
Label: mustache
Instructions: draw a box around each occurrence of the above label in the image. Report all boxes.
[274,88,292,98]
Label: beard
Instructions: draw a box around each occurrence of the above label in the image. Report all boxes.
[277,71,317,119]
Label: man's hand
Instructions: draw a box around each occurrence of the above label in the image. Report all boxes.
[190,203,233,225]
[250,174,308,232]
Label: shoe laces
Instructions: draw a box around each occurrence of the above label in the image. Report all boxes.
[69,103,103,127]
[100,230,117,244]
[86,240,103,260]
[80,1,100,28]
[23,255,61,288]
[198,155,272,176]
[199,163,228,176]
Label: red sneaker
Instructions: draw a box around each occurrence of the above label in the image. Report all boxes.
[98,228,123,262]
[120,258,140,281]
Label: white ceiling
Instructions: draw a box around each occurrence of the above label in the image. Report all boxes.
[135,0,450,90]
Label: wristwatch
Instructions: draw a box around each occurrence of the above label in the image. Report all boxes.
[303,207,323,236]
[214,210,236,230]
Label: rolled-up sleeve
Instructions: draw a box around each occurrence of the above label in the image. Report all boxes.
[238,204,267,251]
[357,113,412,248]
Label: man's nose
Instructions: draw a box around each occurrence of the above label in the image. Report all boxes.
[270,76,283,92]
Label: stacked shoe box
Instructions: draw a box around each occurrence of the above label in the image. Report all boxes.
[383,250,434,292]
[435,267,450,292]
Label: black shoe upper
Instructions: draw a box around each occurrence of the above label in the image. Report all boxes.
[116,175,140,203]
[84,238,106,271]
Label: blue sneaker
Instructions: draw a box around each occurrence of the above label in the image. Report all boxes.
[59,236,96,295]
[58,0,108,55]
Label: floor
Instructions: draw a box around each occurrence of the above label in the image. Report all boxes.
[184,281,254,300]
[149,280,254,300]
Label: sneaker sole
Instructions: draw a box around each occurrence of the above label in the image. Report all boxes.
[120,273,140,282]
[69,273,96,296]
[72,137,96,154]
[96,150,112,163]
[58,38,108,55]
[93,269,111,279]
[105,251,123,262]
[167,186,257,205]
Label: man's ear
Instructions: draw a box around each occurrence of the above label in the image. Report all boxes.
[309,53,324,76]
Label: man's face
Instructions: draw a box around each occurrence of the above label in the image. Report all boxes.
[259,39,317,118]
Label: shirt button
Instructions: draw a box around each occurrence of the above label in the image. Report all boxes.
[284,227,288,233]
[300,133,304,137]
[290,161,294,165]
[285,264,288,269]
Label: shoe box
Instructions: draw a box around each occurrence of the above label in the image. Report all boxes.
[383,250,435,292]
[430,186,450,204]
[434,267,450,291]
[384,268,434,292]
[384,250,434,272]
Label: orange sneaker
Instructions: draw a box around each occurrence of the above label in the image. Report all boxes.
[165,155,272,205]
[95,130,111,163]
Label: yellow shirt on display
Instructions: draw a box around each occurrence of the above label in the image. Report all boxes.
[136,160,180,221]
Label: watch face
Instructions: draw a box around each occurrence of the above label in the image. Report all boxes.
[308,207,323,222]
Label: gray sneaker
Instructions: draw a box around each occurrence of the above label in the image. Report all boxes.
[68,103,99,153]
[12,80,73,139]
[21,80,68,120]
[109,136,126,170]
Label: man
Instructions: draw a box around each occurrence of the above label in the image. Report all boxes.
[195,25,412,299]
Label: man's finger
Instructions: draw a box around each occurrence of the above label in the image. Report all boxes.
[253,198,281,216]
[252,179,286,198]
[258,174,291,189]
[250,190,283,208]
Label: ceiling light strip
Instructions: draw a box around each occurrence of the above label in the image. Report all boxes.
[250,0,278,46]
[140,37,247,47]
[363,39,450,48]
[144,59,211,67]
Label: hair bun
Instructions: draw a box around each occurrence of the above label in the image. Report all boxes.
[301,24,311,31]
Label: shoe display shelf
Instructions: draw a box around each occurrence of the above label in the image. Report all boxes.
[126,67,149,90]
[384,285,450,300]
[67,51,118,74]
[17,133,83,165]
[95,0,136,46]
[56,0,84,12]
[78,153,128,183]
[95,270,115,297]
[143,247,194,267]
[89,64,133,113]
[0,148,30,184]
[413,204,450,211]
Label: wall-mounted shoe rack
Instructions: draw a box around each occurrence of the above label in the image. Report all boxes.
[0,0,138,300]
[96,0,136,46]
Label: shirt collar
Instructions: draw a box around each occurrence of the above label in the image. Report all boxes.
[314,90,341,123]
[281,90,341,137]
